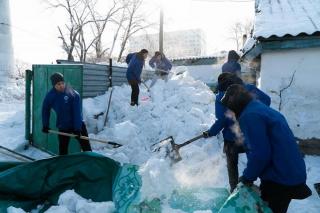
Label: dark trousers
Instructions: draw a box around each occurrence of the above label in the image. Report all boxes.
[224,141,245,193]
[129,80,139,106]
[260,181,291,213]
[58,122,92,155]
[260,180,311,213]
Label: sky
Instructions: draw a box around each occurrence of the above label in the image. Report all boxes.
[9,0,254,64]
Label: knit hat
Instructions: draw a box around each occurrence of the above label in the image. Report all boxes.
[50,72,64,86]
[218,73,243,92]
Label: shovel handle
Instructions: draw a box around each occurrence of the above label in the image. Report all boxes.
[177,134,204,149]
[48,130,122,148]
[141,81,150,92]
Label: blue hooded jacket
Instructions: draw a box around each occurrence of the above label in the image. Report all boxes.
[126,53,144,82]
[222,60,241,75]
[240,100,306,185]
[245,84,271,106]
[222,50,241,75]
[42,87,82,131]
[208,84,271,141]
[149,56,172,71]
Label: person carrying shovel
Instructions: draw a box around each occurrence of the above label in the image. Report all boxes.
[202,72,270,193]
[148,51,172,88]
[126,49,149,106]
[42,72,92,155]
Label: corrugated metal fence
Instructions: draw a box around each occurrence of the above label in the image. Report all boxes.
[56,60,154,98]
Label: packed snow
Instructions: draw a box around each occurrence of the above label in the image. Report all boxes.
[1,69,319,212]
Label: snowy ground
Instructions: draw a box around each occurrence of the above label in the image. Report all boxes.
[1,71,319,212]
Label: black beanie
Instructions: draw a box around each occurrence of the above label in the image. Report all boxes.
[50,72,64,86]
[218,74,243,92]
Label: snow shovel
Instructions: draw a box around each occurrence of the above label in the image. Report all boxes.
[141,81,152,102]
[151,134,204,163]
[92,89,113,124]
[48,130,122,148]
[142,81,150,92]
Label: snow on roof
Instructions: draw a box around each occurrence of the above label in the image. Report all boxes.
[254,0,320,39]
[241,37,256,54]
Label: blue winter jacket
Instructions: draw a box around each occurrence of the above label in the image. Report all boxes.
[208,84,271,141]
[126,53,144,82]
[149,56,172,71]
[240,100,306,185]
[42,87,82,131]
[222,60,241,75]
[245,84,271,106]
[125,53,134,64]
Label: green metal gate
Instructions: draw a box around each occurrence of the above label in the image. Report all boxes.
[26,65,84,154]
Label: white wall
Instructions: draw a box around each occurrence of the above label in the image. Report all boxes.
[260,47,320,139]
[0,0,14,84]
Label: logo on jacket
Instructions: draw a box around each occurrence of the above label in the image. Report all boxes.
[64,95,69,103]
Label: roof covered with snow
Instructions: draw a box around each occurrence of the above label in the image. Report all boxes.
[254,0,320,39]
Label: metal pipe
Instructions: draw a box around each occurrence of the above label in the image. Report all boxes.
[159,7,164,52]
[0,145,35,161]
[25,69,32,141]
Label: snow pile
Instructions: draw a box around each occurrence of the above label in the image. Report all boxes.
[7,190,115,213]
[46,190,115,213]
[82,69,235,209]
[0,78,25,102]
[0,80,26,151]
[83,69,218,165]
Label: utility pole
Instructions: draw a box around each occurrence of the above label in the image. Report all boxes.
[0,0,14,85]
[159,7,164,53]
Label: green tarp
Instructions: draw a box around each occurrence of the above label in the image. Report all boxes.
[0,152,271,213]
[0,152,120,212]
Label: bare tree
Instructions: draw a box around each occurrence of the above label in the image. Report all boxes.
[108,8,127,58]
[229,20,253,51]
[74,14,98,62]
[117,0,152,62]
[85,0,124,62]
[14,59,31,79]
[47,0,92,61]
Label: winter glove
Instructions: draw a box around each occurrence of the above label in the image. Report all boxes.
[73,130,82,139]
[42,126,50,134]
[203,131,210,138]
[239,176,253,187]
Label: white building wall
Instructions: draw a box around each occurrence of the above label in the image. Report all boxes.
[260,47,320,139]
[129,29,207,58]
[0,0,14,84]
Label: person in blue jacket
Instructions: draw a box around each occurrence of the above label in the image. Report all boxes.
[126,49,148,106]
[149,51,172,87]
[202,73,270,192]
[221,84,311,213]
[42,72,92,155]
[222,50,241,77]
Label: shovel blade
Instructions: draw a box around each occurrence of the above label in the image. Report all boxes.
[151,136,182,163]
[150,136,174,152]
